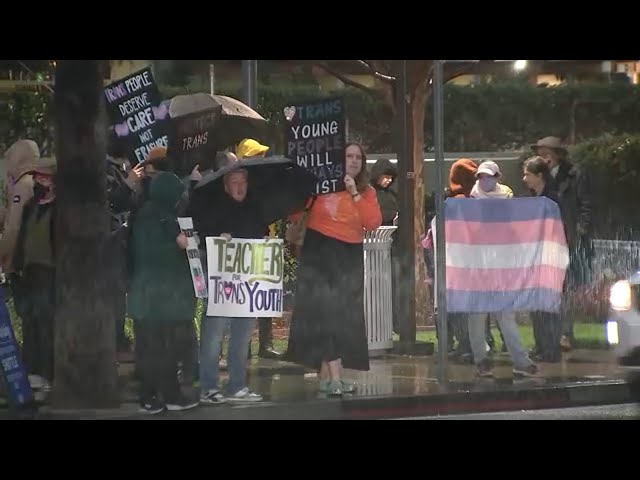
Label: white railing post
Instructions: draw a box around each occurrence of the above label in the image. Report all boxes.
[363,226,397,356]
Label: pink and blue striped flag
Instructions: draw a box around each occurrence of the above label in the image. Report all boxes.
[444,197,569,313]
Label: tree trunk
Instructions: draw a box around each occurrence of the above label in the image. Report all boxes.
[411,80,429,326]
[53,60,119,408]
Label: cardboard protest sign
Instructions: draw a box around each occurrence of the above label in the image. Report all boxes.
[167,106,222,178]
[177,217,207,298]
[284,97,346,195]
[0,287,33,407]
[103,67,169,165]
[205,237,284,318]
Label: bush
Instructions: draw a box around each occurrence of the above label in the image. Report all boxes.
[570,133,640,239]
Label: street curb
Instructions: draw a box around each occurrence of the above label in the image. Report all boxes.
[2,378,633,420]
[341,379,634,419]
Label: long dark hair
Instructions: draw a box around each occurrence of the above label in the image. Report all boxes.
[345,142,370,193]
[524,155,553,186]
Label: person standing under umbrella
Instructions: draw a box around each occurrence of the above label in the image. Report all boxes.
[191,152,268,404]
[235,138,283,360]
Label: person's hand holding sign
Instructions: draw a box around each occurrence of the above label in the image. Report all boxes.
[176,232,189,250]
[345,175,360,201]
[190,164,203,182]
[127,164,145,185]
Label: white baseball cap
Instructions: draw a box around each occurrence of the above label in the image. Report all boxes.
[476,160,501,177]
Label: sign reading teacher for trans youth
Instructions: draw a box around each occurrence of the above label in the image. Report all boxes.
[284,97,346,195]
[206,237,284,318]
[104,67,169,165]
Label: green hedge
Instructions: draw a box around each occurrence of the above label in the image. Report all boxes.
[570,133,640,239]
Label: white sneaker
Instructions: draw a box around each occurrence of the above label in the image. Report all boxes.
[28,375,50,391]
[226,387,262,403]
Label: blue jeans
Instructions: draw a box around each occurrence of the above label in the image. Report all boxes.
[199,316,255,394]
[468,313,532,370]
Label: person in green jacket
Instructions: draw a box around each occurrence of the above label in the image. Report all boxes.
[128,172,199,414]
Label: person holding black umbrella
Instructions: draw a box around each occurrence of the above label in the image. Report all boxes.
[191,152,268,404]
[190,149,315,403]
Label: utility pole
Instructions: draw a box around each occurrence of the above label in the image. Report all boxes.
[394,60,417,350]
[241,60,258,108]
[433,60,448,384]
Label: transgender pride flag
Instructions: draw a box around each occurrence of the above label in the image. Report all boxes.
[443,197,569,314]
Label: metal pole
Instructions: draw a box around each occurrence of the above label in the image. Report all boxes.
[209,64,215,95]
[395,60,416,348]
[433,60,448,384]
[241,60,258,108]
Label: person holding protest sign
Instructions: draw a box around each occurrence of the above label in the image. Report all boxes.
[128,171,199,414]
[286,142,382,396]
[235,138,283,360]
[191,152,268,404]
[106,138,144,358]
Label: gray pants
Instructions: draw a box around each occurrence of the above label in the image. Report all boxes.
[468,313,532,369]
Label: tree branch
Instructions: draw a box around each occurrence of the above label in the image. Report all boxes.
[358,60,396,83]
[312,61,381,97]
[408,61,433,94]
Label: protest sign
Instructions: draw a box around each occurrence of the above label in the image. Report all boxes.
[284,97,346,195]
[205,237,284,318]
[177,217,207,298]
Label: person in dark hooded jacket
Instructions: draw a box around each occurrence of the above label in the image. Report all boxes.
[128,172,199,414]
[531,136,593,350]
[370,158,399,226]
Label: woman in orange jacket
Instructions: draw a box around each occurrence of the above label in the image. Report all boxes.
[286,142,382,396]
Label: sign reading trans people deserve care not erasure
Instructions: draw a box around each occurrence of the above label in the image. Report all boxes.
[103,67,169,165]
[205,237,284,318]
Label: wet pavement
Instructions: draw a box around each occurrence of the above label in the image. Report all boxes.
[3,348,632,420]
[398,403,640,420]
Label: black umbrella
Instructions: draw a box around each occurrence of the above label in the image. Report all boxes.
[169,93,268,148]
[193,156,317,226]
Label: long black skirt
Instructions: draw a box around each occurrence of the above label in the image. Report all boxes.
[287,228,370,371]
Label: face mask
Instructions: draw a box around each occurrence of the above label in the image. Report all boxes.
[551,165,559,178]
[33,182,49,201]
[479,177,498,192]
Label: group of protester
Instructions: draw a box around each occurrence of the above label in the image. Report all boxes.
[421,136,592,377]
[0,135,383,413]
[0,128,591,409]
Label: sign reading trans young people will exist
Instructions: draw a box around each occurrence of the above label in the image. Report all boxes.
[205,237,284,318]
[104,67,169,165]
[284,97,346,195]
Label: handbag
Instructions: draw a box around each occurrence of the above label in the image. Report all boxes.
[285,197,317,248]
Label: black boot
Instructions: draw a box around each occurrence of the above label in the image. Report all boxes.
[258,318,282,359]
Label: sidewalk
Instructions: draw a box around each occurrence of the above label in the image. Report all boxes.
[2,348,634,420]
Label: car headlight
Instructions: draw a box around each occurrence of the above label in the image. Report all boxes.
[610,280,632,311]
